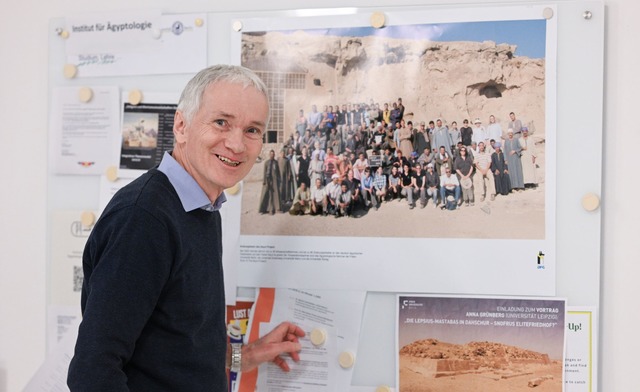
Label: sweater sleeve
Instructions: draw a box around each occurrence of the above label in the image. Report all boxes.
[68,206,174,391]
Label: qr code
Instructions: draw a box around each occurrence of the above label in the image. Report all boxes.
[73,266,84,292]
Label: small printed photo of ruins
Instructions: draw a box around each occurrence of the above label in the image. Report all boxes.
[239,18,551,240]
[397,296,566,392]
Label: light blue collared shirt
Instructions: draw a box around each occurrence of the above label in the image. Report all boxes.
[158,151,226,212]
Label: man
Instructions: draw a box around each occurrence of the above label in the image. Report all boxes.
[397,97,405,121]
[398,119,413,158]
[307,104,322,132]
[413,121,430,155]
[432,118,452,155]
[325,173,342,216]
[310,177,327,215]
[390,102,401,128]
[259,149,281,215]
[504,129,525,191]
[473,141,496,202]
[323,147,339,182]
[336,104,348,144]
[360,167,375,209]
[424,162,440,208]
[460,119,473,146]
[417,146,433,168]
[68,65,304,391]
[439,167,461,209]
[343,169,361,208]
[295,109,307,137]
[382,102,391,125]
[289,182,311,215]
[508,111,523,138]
[370,123,387,152]
[472,118,488,145]
[336,181,353,217]
[426,120,436,148]
[491,142,512,195]
[313,129,327,151]
[519,127,538,188]
[277,149,294,211]
[372,166,387,210]
[434,145,452,176]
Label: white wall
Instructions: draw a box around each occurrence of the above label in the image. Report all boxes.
[0,0,637,390]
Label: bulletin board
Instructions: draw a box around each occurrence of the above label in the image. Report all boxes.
[46,0,603,389]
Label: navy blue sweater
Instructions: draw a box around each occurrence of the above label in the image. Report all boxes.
[68,169,227,391]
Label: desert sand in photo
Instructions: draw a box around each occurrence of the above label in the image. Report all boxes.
[399,339,562,392]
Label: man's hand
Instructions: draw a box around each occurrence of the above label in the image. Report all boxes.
[242,322,305,373]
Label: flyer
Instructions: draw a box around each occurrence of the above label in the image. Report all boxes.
[397,295,566,391]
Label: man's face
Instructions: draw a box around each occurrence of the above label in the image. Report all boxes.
[437,120,442,127]
[510,113,515,121]
[316,179,322,188]
[489,115,495,124]
[173,81,267,199]
[300,183,307,191]
[479,142,486,152]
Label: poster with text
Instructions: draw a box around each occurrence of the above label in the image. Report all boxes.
[233,5,557,295]
[397,295,566,392]
[118,93,177,178]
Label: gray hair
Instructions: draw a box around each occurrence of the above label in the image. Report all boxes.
[177,64,269,124]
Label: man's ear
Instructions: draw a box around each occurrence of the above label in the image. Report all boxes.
[173,110,187,144]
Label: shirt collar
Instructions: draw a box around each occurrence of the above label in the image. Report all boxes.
[158,151,226,212]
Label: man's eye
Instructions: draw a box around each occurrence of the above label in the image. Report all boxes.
[246,128,262,136]
[214,119,227,127]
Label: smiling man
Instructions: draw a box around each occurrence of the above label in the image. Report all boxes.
[68,65,304,391]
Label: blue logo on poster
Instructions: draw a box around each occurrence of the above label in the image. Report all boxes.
[537,251,545,269]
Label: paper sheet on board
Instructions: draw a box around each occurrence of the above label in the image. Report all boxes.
[50,86,120,175]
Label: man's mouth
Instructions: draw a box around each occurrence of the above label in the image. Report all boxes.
[216,154,241,167]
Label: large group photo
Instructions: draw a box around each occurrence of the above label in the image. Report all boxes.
[239,18,551,240]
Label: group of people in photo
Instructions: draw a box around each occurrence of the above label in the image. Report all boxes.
[258,98,540,217]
